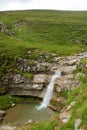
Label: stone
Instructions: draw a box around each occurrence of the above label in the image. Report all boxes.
[61,65,76,75]
[74,119,81,130]
[70,101,76,106]
[49,105,57,111]
[0,125,16,130]
[59,111,71,123]
[25,119,33,124]
[11,103,15,107]
[33,74,49,83]
[36,62,52,72]
[13,74,24,84]
[63,59,78,66]
[0,110,6,117]
[55,73,81,92]
[32,84,44,90]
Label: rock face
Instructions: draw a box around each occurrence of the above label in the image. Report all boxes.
[7,74,50,97]
[1,51,87,98]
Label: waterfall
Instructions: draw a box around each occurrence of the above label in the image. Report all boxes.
[36,70,61,110]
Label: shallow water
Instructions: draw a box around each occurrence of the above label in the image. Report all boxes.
[2,102,55,126]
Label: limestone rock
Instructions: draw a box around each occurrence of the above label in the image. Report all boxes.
[0,125,16,130]
[12,74,24,84]
[59,111,71,123]
[33,74,49,83]
[25,119,33,124]
[74,119,81,130]
[55,73,81,91]
[63,59,78,66]
[61,65,76,75]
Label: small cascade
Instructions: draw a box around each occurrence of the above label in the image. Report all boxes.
[36,70,61,110]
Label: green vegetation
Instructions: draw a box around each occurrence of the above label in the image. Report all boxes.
[0,95,24,110]
[23,72,34,79]
[0,10,87,58]
[60,83,87,130]
[31,117,58,130]
[0,10,87,78]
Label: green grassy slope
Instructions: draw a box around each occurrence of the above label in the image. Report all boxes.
[0,10,87,58]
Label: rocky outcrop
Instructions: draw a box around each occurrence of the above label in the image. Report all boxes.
[1,51,87,98]
[0,22,14,36]
[7,74,50,97]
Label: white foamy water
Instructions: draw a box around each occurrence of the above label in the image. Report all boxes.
[36,70,61,110]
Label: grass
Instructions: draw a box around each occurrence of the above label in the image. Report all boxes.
[0,10,87,58]
[0,95,24,110]
[0,10,87,77]
[60,83,87,130]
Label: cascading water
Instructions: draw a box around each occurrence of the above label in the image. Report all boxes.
[36,70,61,110]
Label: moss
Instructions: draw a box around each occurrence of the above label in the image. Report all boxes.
[57,91,68,98]
[23,72,34,79]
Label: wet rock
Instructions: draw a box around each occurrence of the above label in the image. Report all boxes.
[0,117,3,122]
[0,110,6,117]
[49,105,58,111]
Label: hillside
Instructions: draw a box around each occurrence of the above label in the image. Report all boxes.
[0,10,87,56]
[0,10,87,130]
